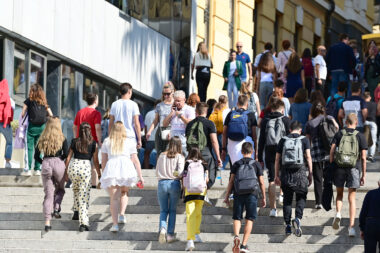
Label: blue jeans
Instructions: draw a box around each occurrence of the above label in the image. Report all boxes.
[215,134,229,169]
[331,71,350,97]
[259,82,273,109]
[0,124,12,160]
[157,179,181,235]
[227,78,239,109]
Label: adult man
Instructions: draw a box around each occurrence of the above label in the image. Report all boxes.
[363,92,377,162]
[221,95,257,165]
[73,93,102,187]
[144,100,160,169]
[109,83,141,149]
[330,113,367,237]
[253,42,277,70]
[338,82,368,132]
[275,121,312,237]
[163,90,195,156]
[359,179,380,252]
[186,102,223,188]
[314,45,327,94]
[236,42,252,84]
[258,98,291,217]
[326,33,356,96]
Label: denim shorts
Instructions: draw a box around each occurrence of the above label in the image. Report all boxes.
[232,194,258,221]
[334,167,360,189]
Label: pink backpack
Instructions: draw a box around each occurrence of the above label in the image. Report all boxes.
[183,160,206,193]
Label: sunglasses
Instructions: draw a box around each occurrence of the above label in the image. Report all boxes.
[237,46,242,48]
[163,92,172,96]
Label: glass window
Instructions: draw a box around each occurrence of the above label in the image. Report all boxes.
[30,52,46,87]
[13,47,27,98]
[104,85,118,111]
[61,64,76,120]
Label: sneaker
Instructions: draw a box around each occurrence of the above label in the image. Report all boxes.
[166,234,177,243]
[21,170,32,177]
[195,234,203,243]
[367,157,374,163]
[348,227,356,237]
[232,235,240,253]
[278,195,284,204]
[204,195,213,206]
[5,162,11,169]
[332,212,341,230]
[118,214,126,224]
[240,244,250,253]
[72,211,79,221]
[33,170,41,176]
[315,204,322,210]
[44,225,51,232]
[110,224,119,232]
[158,228,166,244]
[79,224,89,232]
[185,240,194,251]
[285,224,292,235]
[269,209,277,217]
[52,210,61,219]
[292,218,302,237]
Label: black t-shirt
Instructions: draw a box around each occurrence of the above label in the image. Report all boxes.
[24,98,49,125]
[224,108,257,136]
[34,138,69,164]
[230,157,263,176]
[366,101,377,122]
[186,116,216,150]
[332,128,368,151]
[276,133,311,154]
[70,138,97,160]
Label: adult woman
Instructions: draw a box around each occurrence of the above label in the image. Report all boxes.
[0,79,14,168]
[191,42,213,102]
[272,80,290,117]
[305,101,338,209]
[21,84,53,176]
[365,44,380,98]
[240,82,261,120]
[277,40,292,82]
[256,52,277,109]
[187,93,200,108]
[146,82,175,158]
[301,48,314,96]
[284,53,305,102]
[223,50,243,109]
[289,88,312,128]
[156,137,185,243]
[310,90,326,106]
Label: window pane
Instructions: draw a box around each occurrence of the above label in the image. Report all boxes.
[13,47,27,97]
[30,52,45,87]
[104,85,118,111]
[61,64,76,120]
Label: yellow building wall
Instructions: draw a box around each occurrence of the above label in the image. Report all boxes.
[367,0,374,26]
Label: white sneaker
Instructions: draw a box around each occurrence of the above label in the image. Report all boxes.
[118,214,126,224]
[315,204,323,210]
[332,213,341,230]
[269,209,277,217]
[110,224,119,232]
[278,195,284,204]
[185,240,195,251]
[33,170,41,176]
[204,195,212,206]
[21,170,32,177]
[348,227,356,237]
[195,234,203,243]
[166,234,177,243]
[5,162,11,169]
[158,228,166,244]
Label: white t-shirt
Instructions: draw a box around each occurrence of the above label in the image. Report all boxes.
[144,109,157,141]
[314,55,327,80]
[110,99,140,139]
[260,71,273,82]
[170,104,196,135]
[229,61,237,77]
[193,53,212,68]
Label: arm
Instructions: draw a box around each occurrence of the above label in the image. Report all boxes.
[257,119,266,163]
[191,56,195,79]
[92,146,101,178]
[256,71,261,93]
[251,126,257,159]
[210,133,222,167]
[131,153,144,184]
[301,69,305,88]
[72,125,78,139]
[360,149,366,186]
[377,102,380,116]
[101,152,108,171]
[224,174,235,204]
[283,68,288,80]
[133,115,142,148]
[95,124,102,147]
[329,143,336,163]
[305,149,313,186]
[274,152,281,185]
[21,104,27,118]
[162,109,175,127]
[248,61,252,81]
[221,126,228,161]
[256,100,261,118]
[177,114,192,125]
[47,108,53,117]
[338,108,344,127]
[108,115,115,133]
[64,149,74,181]
[258,175,266,207]
[361,108,368,122]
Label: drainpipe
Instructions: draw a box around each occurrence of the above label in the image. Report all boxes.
[325,0,335,49]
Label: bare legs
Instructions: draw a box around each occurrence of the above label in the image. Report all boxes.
[335,187,356,228]
[233,220,254,246]
[268,183,276,210]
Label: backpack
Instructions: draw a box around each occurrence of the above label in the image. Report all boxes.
[209,108,224,134]
[186,119,208,151]
[183,160,207,193]
[281,136,304,170]
[227,109,250,141]
[265,116,286,146]
[248,93,257,115]
[326,96,344,119]
[302,58,314,77]
[335,130,359,168]
[29,101,48,125]
[318,117,338,152]
[234,159,259,195]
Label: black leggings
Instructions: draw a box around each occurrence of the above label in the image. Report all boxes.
[196,69,211,102]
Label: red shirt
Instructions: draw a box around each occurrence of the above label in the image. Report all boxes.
[74,107,102,143]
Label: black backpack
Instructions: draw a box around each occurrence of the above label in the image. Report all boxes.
[29,101,48,125]
[318,117,338,152]
[234,159,259,195]
[326,96,344,119]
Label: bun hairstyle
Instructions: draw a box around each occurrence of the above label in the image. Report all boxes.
[310,101,326,118]
[76,122,93,154]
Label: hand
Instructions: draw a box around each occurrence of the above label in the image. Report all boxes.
[223,197,230,206]
[260,198,266,208]
[317,79,322,85]
[139,177,145,186]
[217,158,223,168]
[360,176,365,186]
[308,173,313,187]
[64,172,69,182]
[166,133,171,140]
[175,110,182,117]
[98,142,102,148]
[234,71,239,77]
[273,51,277,57]
[136,141,142,149]
[221,150,226,161]
[146,132,151,140]
[224,77,228,82]
[360,231,364,240]
[275,176,281,186]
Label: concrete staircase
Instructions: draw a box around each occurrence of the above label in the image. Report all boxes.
[0,160,378,253]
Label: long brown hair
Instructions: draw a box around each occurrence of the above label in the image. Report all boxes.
[286,53,302,74]
[28,84,48,108]
[166,136,182,158]
[240,82,252,98]
[76,122,93,154]
[258,52,276,73]
[37,117,65,156]
[294,88,308,103]
[186,147,205,164]
[310,101,326,118]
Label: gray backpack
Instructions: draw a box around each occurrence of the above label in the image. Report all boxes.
[281,136,304,171]
[248,93,257,115]
[265,116,286,146]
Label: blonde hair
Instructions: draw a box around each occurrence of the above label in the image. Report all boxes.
[37,117,65,156]
[161,81,175,101]
[346,113,358,125]
[109,121,127,155]
[240,82,252,98]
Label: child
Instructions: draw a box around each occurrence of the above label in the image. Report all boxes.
[21,84,53,176]
[65,122,101,232]
[100,121,144,232]
[34,117,68,232]
[156,136,185,243]
[224,142,266,253]
[183,147,209,251]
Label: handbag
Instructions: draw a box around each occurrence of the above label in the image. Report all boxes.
[161,128,170,141]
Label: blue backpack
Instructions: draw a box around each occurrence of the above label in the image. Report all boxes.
[227,109,250,141]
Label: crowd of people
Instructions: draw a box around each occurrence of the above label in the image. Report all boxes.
[0,32,380,252]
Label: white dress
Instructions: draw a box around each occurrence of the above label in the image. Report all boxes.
[100,138,138,189]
